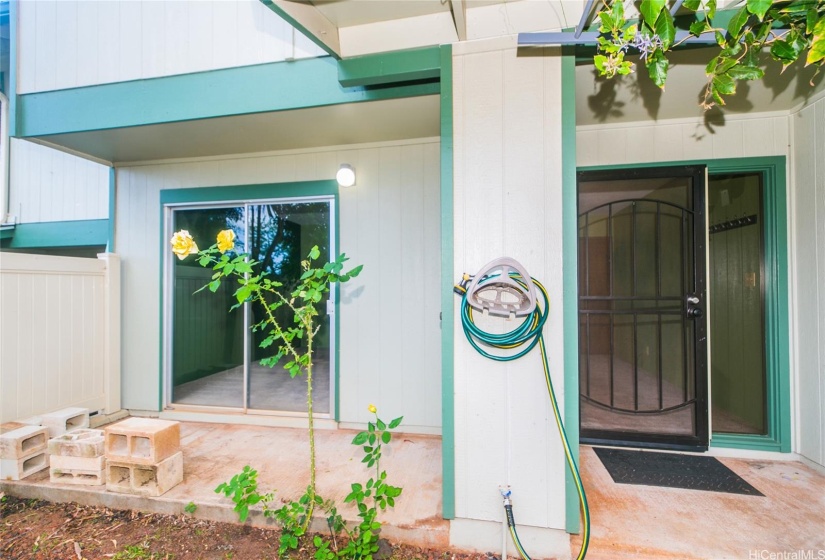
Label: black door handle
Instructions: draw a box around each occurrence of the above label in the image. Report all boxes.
[687,306,704,319]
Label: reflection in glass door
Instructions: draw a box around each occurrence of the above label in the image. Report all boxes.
[167,198,333,415]
[577,167,708,449]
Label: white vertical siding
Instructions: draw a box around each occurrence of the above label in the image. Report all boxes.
[576,113,790,166]
[8,139,109,224]
[17,0,326,94]
[115,139,442,432]
[452,37,568,544]
[0,254,118,422]
[792,96,825,468]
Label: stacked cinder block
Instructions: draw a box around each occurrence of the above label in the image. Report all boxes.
[104,418,183,497]
[0,425,50,481]
[41,407,90,437]
[48,429,106,485]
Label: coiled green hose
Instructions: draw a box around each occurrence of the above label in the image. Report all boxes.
[455,272,590,560]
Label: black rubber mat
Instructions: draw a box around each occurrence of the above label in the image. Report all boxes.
[593,447,764,496]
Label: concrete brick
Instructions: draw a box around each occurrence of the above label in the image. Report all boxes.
[1,451,49,481]
[50,467,105,486]
[105,418,180,465]
[48,429,105,458]
[18,417,43,427]
[106,451,183,497]
[0,426,49,459]
[50,454,105,472]
[41,408,90,437]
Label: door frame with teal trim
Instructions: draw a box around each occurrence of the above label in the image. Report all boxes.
[576,157,791,453]
[158,180,341,418]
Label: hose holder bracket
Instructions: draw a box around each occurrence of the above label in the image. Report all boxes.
[465,257,537,318]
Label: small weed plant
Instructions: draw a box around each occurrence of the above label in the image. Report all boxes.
[172,230,403,559]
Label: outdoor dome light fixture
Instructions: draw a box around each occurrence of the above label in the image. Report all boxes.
[336,164,356,188]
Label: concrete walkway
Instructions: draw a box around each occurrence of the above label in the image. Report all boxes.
[1,421,448,549]
[571,446,825,560]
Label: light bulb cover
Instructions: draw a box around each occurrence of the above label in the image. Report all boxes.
[336,164,356,187]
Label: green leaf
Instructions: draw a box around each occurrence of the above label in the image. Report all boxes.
[683,0,701,10]
[690,20,707,36]
[808,16,825,65]
[352,432,368,445]
[198,256,210,267]
[770,39,800,62]
[706,0,717,20]
[388,416,403,429]
[713,73,737,96]
[639,0,665,28]
[654,9,676,48]
[309,246,321,260]
[646,54,669,89]
[381,431,391,444]
[376,419,386,431]
[727,6,750,38]
[208,279,221,293]
[235,285,252,304]
[726,65,764,80]
[746,0,771,20]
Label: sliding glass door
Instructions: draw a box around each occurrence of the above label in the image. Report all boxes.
[165,197,333,415]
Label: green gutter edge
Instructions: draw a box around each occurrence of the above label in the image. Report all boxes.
[4,219,108,248]
[338,46,442,88]
[561,47,581,535]
[440,43,456,521]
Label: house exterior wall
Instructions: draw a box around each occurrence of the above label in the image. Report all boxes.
[8,139,109,224]
[17,0,324,94]
[791,93,825,469]
[450,37,570,557]
[576,113,790,166]
[115,138,442,432]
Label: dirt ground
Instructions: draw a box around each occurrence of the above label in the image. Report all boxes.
[0,494,491,560]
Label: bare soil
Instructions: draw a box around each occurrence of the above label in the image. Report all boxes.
[0,495,490,560]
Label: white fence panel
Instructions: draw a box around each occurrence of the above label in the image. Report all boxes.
[0,253,120,422]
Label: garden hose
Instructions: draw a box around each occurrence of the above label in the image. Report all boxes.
[454,268,590,560]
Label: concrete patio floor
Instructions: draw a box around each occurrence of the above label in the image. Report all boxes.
[571,446,825,560]
[4,420,825,559]
[1,420,448,549]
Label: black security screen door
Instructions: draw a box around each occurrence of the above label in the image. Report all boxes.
[577,166,709,450]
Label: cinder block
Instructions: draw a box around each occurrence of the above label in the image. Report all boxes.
[50,467,105,486]
[18,417,43,427]
[48,429,105,458]
[1,451,49,481]
[105,418,180,466]
[106,451,183,497]
[41,408,90,437]
[50,454,105,472]
[0,426,49,460]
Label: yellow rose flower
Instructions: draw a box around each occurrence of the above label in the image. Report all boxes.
[217,229,236,253]
[368,404,377,414]
[170,230,199,260]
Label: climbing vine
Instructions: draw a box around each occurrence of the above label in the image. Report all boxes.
[593,0,825,108]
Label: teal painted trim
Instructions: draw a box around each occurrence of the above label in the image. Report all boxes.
[260,0,340,60]
[561,48,581,535]
[439,44,455,521]
[0,226,13,240]
[18,58,441,138]
[7,220,108,248]
[578,157,792,453]
[333,190,341,422]
[159,180,340,413]
[8,0,16,136]
[160,181,338,205]
[107,167,116,252]
[338,46,442,88]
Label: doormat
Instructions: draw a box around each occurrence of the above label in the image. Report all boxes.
[593,447,763,496]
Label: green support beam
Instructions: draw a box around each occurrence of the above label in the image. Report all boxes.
[3,220,109,248]
[17,57,439,138]
[338,46,442,88]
